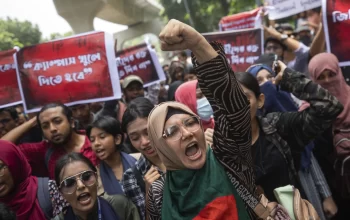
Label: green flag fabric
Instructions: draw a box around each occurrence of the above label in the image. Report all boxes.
[161,149,249,219]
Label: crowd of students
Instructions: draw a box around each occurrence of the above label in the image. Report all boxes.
[0,6,350,220]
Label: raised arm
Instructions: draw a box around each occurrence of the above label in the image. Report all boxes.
[272,61,343,149]
[1,117,37,143]
[159,20,271,218]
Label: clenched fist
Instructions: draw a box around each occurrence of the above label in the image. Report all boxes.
[159,19,205,52]
[159,19,218,64]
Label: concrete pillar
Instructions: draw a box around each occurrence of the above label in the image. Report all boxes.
[53,0,105,34]
[114,18,165,50]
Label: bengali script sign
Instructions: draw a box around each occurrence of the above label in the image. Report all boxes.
[203,28,264,72]
[219,8,262,31]
[266,0,321,20]
[116,43,165,87]
[15,31,121,113]
[0,49,22,108]
[323,0,350,66]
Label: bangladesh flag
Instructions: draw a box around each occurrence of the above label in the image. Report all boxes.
[161,149,249,219]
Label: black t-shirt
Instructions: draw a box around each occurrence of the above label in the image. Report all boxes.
[252,131,291,201]
[18,126,43,144]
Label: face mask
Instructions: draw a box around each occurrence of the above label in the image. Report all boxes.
[299,36,312,46]
[196,97,213,121]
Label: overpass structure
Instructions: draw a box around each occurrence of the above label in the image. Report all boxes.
[53,0,165,50]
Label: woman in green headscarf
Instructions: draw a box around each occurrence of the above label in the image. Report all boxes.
[146,19,291,220]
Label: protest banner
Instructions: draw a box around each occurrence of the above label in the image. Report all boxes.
[203,28,264,72]
[219,8,262,31]
[115,43,165,87]
[15,31,121,113]
[323,0,350,67]
[266,0,321,20]
[0,49,22,109]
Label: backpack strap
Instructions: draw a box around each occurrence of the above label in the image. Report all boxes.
[45,147,55,169]
[132,165,146,194]
[37,177,53,219]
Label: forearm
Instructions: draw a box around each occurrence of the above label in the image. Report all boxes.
[309,24,325,57]
[192,42,250,119]
[283,38,301,51]
[1,117,37,143]
[191,38,218,64]
[280,68,343,120]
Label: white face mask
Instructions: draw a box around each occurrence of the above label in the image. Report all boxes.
[196,97,213,121]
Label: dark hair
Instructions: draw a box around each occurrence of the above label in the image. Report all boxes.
[235,72,261,98]
[162,64,169,69]
[179,51,188,58]
[0,107,18,120]
[282,24,294,32]
[86,115,124,144]
[0,203,16,220]
[121,97,154,133]
[311,7,321,14]
[169,61,185,82]
[54,152,97,187]
[264,37,287,51]
[187,66,196,74]
[37,103,73,127]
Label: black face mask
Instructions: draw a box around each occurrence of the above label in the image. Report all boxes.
[299,36,312,46]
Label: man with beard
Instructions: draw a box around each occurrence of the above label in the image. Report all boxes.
[1,103,97,179]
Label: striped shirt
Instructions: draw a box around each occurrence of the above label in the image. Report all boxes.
[147,42,260,219]
[147,42,343,219]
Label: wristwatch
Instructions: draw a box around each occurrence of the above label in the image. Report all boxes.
[280,34,288,42]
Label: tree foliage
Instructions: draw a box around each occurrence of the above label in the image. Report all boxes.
[0,17,42,51]
[159,0,257,33]
[47,31,74,41]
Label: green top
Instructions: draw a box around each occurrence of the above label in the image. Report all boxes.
[161,149,249,220]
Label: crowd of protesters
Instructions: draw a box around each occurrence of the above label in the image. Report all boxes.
[0,6,350,220]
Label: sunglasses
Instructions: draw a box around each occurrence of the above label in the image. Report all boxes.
[59,170,97,194]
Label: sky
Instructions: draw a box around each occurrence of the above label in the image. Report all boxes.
[0,0,128,38]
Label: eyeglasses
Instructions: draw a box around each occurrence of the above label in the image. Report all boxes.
[163,116,201,141]
[0,164,7,177]
[59,170,97,194]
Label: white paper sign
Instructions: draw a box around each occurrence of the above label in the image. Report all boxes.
[266,0,321,20]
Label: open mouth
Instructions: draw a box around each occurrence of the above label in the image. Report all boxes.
[0,183,6,192]
[143,146,155,155]
[185,142,202,160]
[95,149,105,158]
[77,192,92,205]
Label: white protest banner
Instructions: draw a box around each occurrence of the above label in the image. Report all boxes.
[266,0,321,20]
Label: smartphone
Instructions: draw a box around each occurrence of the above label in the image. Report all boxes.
[273,54,281,74]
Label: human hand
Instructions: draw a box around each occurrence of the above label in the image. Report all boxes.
[159,19,206,52]
[144,166,161,192]
[323,196,338,219]
[204,128,214,147]
[272,60,287,85]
